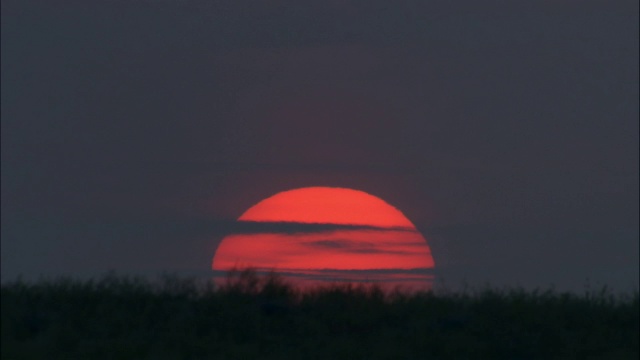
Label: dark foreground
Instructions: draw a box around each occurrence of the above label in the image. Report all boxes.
[2,270,638,360]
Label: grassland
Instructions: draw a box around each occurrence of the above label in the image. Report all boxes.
[2,269,638,359]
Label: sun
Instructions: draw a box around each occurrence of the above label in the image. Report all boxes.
[212,187,435,288]
[236,187,416,228]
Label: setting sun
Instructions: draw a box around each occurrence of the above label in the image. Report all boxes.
[212,187,434,288]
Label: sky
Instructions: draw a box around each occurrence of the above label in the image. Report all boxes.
[2,0,638,292]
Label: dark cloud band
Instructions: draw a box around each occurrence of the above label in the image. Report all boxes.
[225,220,416,235]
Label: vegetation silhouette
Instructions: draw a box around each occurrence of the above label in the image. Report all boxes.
[2,268,638,359]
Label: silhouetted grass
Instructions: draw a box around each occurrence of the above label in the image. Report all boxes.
[2,269,638,359]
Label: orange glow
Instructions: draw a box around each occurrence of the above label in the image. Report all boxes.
[212,187,435,289]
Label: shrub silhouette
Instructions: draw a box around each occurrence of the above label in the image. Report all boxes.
[2,269,638,359]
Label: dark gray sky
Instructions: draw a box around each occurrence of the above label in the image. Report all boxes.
[2,0,638,292]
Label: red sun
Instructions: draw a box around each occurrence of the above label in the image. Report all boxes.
[212,187,434,288]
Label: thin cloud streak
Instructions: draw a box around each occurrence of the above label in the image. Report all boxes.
[31,217,418,238]
[226,220,417,235]
[304,239,417,255]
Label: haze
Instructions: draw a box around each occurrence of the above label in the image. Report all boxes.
[1,0,638,292]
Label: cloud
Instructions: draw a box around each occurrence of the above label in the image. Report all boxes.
[305,240,353,249]
[217,220,416,235]
[303,239,416,255]
[17,217,416,239]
